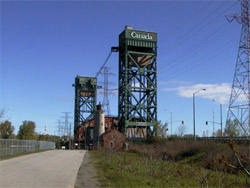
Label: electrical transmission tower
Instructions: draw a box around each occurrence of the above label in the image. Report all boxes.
[57,119,63,137]
[226,0,250,136]
[61,112,72,136]
[100,67,115,116]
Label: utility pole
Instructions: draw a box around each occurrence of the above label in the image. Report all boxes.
[220,104,223,137]
[164,109,172,136]
[193,89,206,140]
[213,110,215,136]
[213,99,223,137]
[226,0,250,136]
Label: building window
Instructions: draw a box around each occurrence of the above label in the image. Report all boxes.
[109,141,114,149]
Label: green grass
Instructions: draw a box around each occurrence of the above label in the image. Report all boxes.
[0,149,51,160]
[90,150,249,188]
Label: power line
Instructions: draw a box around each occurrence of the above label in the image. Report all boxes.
[158,1,235,56]
[159,37,238,81]
[157,1,212,47]
[158,24,238,73]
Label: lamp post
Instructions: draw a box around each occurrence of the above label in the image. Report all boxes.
[220,104,222,137]
[193,89,206,140]
[164,109,172,136]
[213,99,223,137]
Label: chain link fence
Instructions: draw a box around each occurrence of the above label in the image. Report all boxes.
[0,139,55,157]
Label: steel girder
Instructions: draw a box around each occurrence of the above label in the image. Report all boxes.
[118,42,157,139]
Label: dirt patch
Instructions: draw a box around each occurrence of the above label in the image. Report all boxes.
[75,151,101,188]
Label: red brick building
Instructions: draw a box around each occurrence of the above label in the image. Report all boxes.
[99,130,126,150]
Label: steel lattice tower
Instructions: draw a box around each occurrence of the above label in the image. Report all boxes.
[226,0,250,135]
[100,67,114,116]
[73,76,97,139]
[118,25,157,139]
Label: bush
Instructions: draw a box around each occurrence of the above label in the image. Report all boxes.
[128,140,249,175]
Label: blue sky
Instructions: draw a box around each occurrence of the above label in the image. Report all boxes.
[1,0,241,136]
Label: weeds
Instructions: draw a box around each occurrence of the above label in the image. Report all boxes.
[91,149,248,187]
[128,139,249,174]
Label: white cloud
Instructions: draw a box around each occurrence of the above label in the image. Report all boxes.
[163,83,238,104]
[132,82,141,87]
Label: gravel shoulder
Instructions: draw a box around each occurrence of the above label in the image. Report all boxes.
[75,151,101,188]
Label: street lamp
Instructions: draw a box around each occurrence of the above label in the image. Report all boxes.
[193,89,206,140]
[164,109,172,136]
[213,99,223,137]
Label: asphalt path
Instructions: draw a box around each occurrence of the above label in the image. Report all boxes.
[0,150,86,188]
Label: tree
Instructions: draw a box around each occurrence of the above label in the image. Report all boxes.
[0,109,4,120]
[177,124,187,137]
[17,121,36,140]
[0,121,15,139]
[149,121,168,139]
[215,129,222,137]
[224,119,240,137]
[202,131,207,137]
[157,122,168,138]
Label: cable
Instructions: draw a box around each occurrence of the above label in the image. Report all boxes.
[157,2,238,72]
[95,51,112,78]
[164,44,236,81]
[158,37,238,81]
[158,23,238,73]
[158,1,237,59]
[157,1,212,46]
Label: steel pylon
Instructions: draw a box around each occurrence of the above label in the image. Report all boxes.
[226,0,250,136]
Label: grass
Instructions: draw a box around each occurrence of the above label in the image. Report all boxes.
[90,150,249,188]
[128,139,249,174]
[0,149,51,160]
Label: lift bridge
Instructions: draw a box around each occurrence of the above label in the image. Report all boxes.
[73,25,158,141]
[118,25,158,139]
[73,76,97,143]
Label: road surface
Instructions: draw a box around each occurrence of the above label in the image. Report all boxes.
[0,150,86,188]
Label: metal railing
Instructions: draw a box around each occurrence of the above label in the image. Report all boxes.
[0,139,55,157]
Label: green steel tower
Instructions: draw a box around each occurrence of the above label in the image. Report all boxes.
[73,76,97,138]
[118,25,157,139]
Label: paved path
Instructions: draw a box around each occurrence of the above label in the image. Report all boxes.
[0,150,86,188]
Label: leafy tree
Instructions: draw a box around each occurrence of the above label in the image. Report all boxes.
[224,119,240,137]
[0,109,4,120]
[17,121,36,140]
[215,129,222,137]
[0,120,15,139]
[149,121,168,139]
[177,124,187,137]
[155,121,168,138]
[202,131,207,137]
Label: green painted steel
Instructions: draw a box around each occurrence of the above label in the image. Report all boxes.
[73,76,97,138]
[118,26,157,139]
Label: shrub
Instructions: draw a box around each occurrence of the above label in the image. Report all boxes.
[128,139,249,175]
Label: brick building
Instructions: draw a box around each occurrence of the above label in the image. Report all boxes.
[99,130,126,150]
